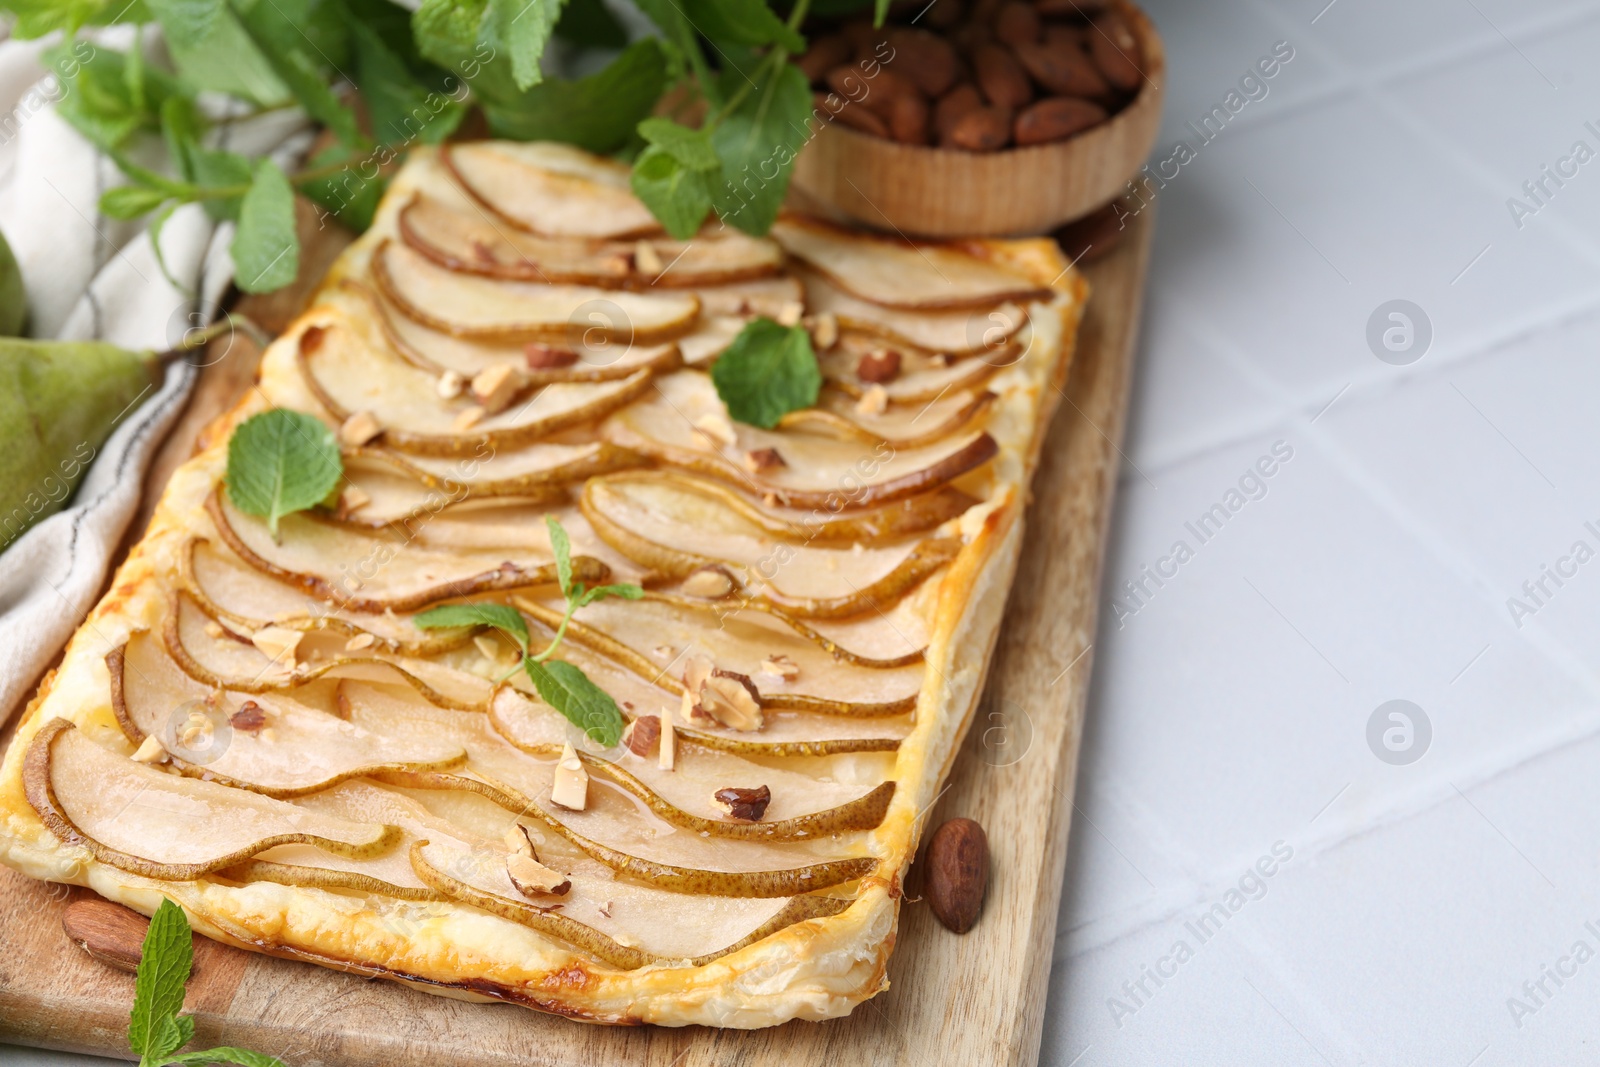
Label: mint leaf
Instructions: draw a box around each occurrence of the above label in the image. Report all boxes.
[488,0,561,91]
[545,515,574,597]
[100,184,169,220]
[525,659,624,747]
[129,899,193,1064]
[414,602,530,655]
[576,582,644,608]
[711,62,812,236]
[167,1049,286,1067]
[346,14,465,148]
[554,0,627,48]
[232,161,298,294]
[144,0,224,50]
[47,42,179,152]
[682,0,804,53]
[637,118,719,172]
[225,409,343,538]
[711,317,821,428]
[235,0,364,148]
[484,38,667,153]
[631,149,712,240]
[299,144,386,232]
[164,5,291,105]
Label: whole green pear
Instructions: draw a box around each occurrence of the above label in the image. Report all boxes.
[0,338,160,550]
[0,228,26,338]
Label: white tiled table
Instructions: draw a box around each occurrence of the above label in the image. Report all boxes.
[12,1,1600,1064]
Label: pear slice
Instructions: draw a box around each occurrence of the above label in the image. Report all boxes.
[398,195,781,289]
[334,453,565,530]
[297,313,654,457]
[779,390,997,449]
[372,240,700,344]
[585,470,973,544]
[580,472,960,616]
[109,635,467,797]
[690,275,804,319]
[208,490,604,614]
[771,217,1052,310]
[677,315,748,368]
[818,334,1006,402]
[336,281,681,385]
[376,768,876,897]
[800,268,1028,355]
[600,371,998,509]
[164,592,491,711]
[181,539,472,657]
[352,440,640,498]
[444,142,661,239]
[24,718,399,880]
[520,593,925,715]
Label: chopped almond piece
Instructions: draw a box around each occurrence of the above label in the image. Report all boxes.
[473,634,509,664]
[344,632,375,652]
[550,742,589,810]
[623,715,661,757]
[743,447,785,473]
[452,405,486,431]
[525,342,579,370]
[470,362,524,414]
[503,824,535,857]
[508,852,572,897]
[436,369,465,400]
[855,384,889,416]
[130,736,166,764]
[692,412,736,447]
[229,701,267,733]
[658,709,676,771]
[714,785,771,822]
[760,654,800,679]
[634,240,664,276]
[776,300,804,327]
[808,311,839,351]
[339,410,382,446]
[251,626,303,666]
[338,485,371,518]
[856,348,902,383]
[203,621,224,640]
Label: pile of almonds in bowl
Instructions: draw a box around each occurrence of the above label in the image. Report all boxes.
[800,0,1145,152]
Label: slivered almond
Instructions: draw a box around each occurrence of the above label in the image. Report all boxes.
[634,240,665,276]
[339,410,382,446]
[470,362,524,414]
[452,405,486,431]
[692,412,736,447]
[344,632,375,652]
[130,736,166,764]
[338,485,371,517]
[251,626,303,666]
[760,654,800,679]
[550,742,589,810]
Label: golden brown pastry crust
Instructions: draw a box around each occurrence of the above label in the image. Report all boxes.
[0,145,1086,1028]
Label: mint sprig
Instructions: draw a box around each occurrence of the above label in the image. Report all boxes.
[416,516,640,747]
[711,317,821,428]
[129,899,285,1067]
[225,409,344,540]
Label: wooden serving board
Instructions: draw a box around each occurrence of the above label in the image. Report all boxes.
[0,204,1153,1067]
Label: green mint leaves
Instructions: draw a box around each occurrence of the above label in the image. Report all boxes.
[225,409,344,540]
[232,161,298,293]
[711,317,821,428]
[130,899,286,1067]
[415,516,640,747]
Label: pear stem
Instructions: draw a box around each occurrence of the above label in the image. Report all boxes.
[153,314,272,366]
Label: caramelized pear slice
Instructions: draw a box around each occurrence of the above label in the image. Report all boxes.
[373,239,699,344]
[353,440,640,498]
[690,275,804,318]
[398,195,780,289]
[109,636,466,797]
[164,592,490,711]
[335,453,565,529]
[208,491,604,614]
[378,769,876,896]
[581,472,960,616]
[800,268,1027,354]
[297,313,654,456]
[771,217,1052,309]
[24,718,398,880]
[677,315,748,368]
[444,142,660,239]
[181,539,470,657]
[819,334,1007,401]
[337,281,680,385]
[779,390,997,449]
[521,593,925,715]
[600,371,998,509]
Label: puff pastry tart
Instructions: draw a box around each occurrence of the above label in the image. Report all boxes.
[0,141,1085,1028]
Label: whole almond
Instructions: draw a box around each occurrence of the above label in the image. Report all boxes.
[926,817,989,933]
[946,105,1012,151]
[974,43,1032,110]
[797,33,852,83]
[862,67,922,118]
[887,27,962,97]
[1036,0,1108,14]
[1015,96,1107,144]
[827,95,891,138]
[925,0,964,28]
[1086,13,1142,90]
[995,1,1041,45]
[1013,38,1108,98]
[62,898,152,973]
[887,92,931,144]
[935,83,983,141]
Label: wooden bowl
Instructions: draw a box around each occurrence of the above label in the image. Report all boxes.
[790,1,1165,238]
